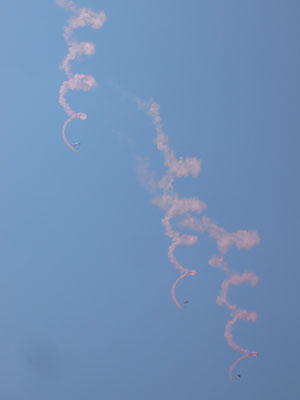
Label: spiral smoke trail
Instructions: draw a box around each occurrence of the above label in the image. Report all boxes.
[137,100,205,311]
[57,0,106,152]
[181,215,260,376]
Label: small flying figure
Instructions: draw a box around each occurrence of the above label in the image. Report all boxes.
[74,141,80,147]
[183,300,189,304]
[237,374,241,378]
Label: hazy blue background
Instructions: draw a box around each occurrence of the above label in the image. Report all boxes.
[0,1,299,399]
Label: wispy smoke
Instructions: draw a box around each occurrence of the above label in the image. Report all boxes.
[57,0,106,152]
[137,98,260,377]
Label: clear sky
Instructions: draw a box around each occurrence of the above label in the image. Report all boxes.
[0,1,299,399]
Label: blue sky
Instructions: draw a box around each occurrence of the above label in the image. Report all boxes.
[0,1,299,399]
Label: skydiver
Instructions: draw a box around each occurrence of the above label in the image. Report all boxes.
[184,300,189,304]
[237,374,241,378]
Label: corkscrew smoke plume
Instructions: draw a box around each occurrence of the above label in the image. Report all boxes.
[57,0,106,152]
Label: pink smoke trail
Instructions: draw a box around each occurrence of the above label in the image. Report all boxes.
[182,215,260,377]
[62,112,87,153]
[171,270,197,310]
[57,0,106,151]
[229,352,259,380]
[138,99,260,376]
[135,101,206,310]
